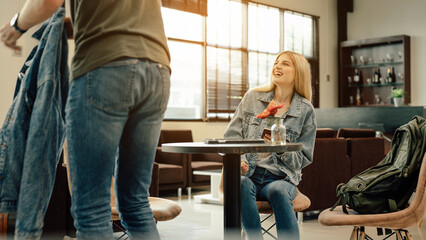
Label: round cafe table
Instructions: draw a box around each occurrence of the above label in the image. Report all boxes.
[161,142,302,239]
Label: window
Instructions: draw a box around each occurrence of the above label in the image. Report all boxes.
[162,1,319,120]
[161,8,204,119]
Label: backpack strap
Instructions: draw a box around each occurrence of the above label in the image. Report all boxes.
[331,183,348,213]
[388,199,398,212]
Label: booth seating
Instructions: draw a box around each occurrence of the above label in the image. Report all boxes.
[157,130,222,195]
[299,128,386,213]
[299,128,349,212]
[337,128,386,178]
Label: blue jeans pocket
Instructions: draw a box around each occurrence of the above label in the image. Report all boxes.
[86,59,138,111]
[156,63,170,112]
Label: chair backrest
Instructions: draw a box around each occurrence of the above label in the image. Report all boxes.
[316,128,336,138]
[406,152,426,224]
[337,128,376,138]
[158,129,193,145]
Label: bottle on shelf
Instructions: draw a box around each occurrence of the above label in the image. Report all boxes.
[378,68,382,83]
[353,69,360,85]
[373,67,379,83]
[391,67,396,83]
[356,88,361,106]
[387,67,393,83]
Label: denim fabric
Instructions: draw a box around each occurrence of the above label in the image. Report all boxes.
[65,58,170,240]
[241,167,298,240]
[223,90,316,185]
[0,8,68,239]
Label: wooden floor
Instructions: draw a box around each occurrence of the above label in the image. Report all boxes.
[154,188,426,240]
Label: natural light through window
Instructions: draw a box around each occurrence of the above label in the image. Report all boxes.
[161,8,203,41]
[284,11,313,58]
[160,1,318,120]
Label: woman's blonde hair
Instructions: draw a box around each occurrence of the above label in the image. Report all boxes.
[251,51,312,102]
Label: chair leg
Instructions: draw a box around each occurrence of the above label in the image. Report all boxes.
[112,220,128,240]
[260,214,277,240]
[187,187,192,198]
[350,226,359,240]
[241,229,246,240]
[359,227,366,240]
[405,230,414,240]
[178,188,182,197]
[297,212,304,223]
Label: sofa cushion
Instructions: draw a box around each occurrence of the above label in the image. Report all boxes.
[316,128,336,138]
[157,163,184,184]
[337,128,375,138]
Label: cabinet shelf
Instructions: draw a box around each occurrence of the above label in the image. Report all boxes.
[346,82,403,88]
[339,35,410,107]
[343,61,403,68]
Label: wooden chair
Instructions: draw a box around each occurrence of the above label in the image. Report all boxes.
[110,178,182,239]
[218,169,311,239]
[318,152,426,240]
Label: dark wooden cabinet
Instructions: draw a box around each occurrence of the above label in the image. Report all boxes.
[339,35,410,107]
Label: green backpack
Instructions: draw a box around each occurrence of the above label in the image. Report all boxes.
[331,116,426,214]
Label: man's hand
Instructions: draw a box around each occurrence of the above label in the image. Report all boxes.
[241,161,249,175]
[1,0,65,50]
[0,23,22,50]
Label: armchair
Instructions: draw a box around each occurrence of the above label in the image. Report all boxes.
[154,147,188,195]
[337,128,385,178]
[158,129,222,194]
[299,134,348,212]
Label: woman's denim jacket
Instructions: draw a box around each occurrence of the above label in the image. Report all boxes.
[0,8,68,238]
[224,90,316,186]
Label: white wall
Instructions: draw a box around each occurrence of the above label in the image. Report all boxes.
[0,0,37,124]
[347,0,426,106]
[0,1,73,125]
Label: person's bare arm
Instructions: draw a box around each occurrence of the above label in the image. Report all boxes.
[0,0,64,49]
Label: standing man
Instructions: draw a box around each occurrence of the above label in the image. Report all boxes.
[1,0,171,239]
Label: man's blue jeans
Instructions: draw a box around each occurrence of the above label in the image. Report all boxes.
[241,167,299,240]
[65,58,170,240]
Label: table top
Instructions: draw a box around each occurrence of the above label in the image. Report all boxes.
[161,142,302,154]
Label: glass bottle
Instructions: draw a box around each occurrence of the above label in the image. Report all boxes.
[271,118,286,145]
[386,67,392,83]
[353,69,360,85]
[356,88,362,106]
[373,68,379,83]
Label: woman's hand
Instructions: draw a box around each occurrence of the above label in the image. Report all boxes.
[241,161,249,175]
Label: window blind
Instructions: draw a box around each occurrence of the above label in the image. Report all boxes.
[162,0,208,16]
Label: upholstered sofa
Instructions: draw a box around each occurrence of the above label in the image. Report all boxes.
[299,128,385,212]
[156,129,222,194]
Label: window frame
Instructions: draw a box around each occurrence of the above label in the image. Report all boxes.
[162,1,319,121]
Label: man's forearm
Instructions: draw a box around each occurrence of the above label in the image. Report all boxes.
[18,0,65,31]
[0,0,64,49]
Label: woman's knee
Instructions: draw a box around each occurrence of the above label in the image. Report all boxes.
[240,176,255,195]
[265,180,295,203]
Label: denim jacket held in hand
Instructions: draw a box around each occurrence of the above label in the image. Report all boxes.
[223,90,316,186]
[0,8,69,238]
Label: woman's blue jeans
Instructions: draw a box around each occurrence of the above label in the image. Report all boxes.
[65,58,170,240]
[241,167,299,240]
